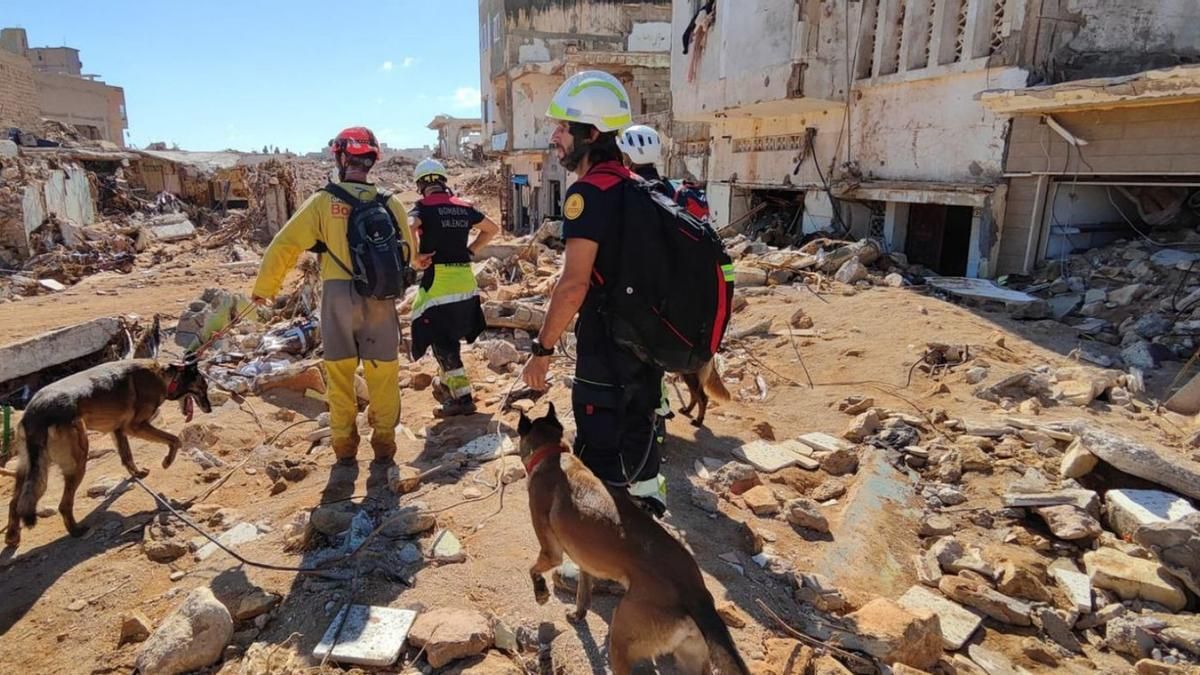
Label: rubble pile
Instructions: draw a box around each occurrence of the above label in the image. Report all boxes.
[1016,237,1200,372]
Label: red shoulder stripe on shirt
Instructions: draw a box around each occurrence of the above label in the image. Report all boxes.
[574,161,633,191]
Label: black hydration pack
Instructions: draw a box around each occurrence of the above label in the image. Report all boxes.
[317,183,415,299]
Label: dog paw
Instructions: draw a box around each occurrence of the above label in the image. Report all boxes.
[690,419,703,428]
[161,456,174,469]
[565,609,586,624]
[68,525,90,538]
[532,578,550,605]
[4,534,19,548]
[133,468,150,479]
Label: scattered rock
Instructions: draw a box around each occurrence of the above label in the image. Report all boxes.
[234,589,280,621]
[446,652,523,674]
[936,486,968,506]
[691,484,721,513]
[1060,438,1100,479]
[408,608,494,669]
[380,503,436,538]
[734,519,765,555]
[1034,505,1102,540]
[820,448,859,476]
[135,587,234,675]
[834,259,868,285]
[119,611,153,645]
[1073,424,1200,500]
[938,575,1033,626]
[884,273,906,288]
[897,585,982,650]
[1084,547,1188,612]
[743,485,781,516]
[1108,489,1199,539]
[756,638,813,675]
[913,550,943,587]
[430,530,466,564]
[1035,606,1082,653]
[810,480,846,502]
[716,602,750,629]
[789,308,814,330]
[842,410,880,442]
[752,420,776,441]
[1162,626,1200,658]
[1050,567,1093,614]
[143,522,190,563]
[1106,615,1157,658]
[1137,659,1195,675]
[1133,512,1200,596]
[495,456,526,485]
[1075,602,1126,630]
[833,598,942,671]
[966,644,1023,675]
[919,514,955,537]
[710,462,762,496]
[411,373,434,390]
[86,476,128,498]
[996,561,1052,603]
[837,395,874,415]
[311,504,356,536]
[811,654,853,675]
[387,465,422,494]
[784,498,830,533]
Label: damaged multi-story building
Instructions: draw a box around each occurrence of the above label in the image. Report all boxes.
[478,0,674,232]
[670,1,1200,279]
[0,27,128,147]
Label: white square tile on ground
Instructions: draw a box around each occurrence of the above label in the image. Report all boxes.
[313,605,419,667]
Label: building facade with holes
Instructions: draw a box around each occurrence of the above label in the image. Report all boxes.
[478,0,673,233]
[673,0,1200,278]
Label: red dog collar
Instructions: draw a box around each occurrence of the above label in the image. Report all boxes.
[524,443,568,474]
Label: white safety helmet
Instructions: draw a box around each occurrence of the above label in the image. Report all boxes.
[617,125,662,165]
[546,70,633,133]
[414,158,448,183]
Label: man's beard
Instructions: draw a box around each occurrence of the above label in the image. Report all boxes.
[557,142,589,173]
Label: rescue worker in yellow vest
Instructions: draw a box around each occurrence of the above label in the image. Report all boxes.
[251,127,416,465]
[408,159,499,417]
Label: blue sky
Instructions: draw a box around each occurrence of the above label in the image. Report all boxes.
[8,1,483,152]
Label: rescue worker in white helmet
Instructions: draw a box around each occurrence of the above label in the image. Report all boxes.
[616,124,675,200]
[520,70,669,517]
[408,158,500,417]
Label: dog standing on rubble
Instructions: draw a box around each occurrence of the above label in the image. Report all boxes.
[678,358,730,427]
[518,404,749,675]
[5,358,212,548]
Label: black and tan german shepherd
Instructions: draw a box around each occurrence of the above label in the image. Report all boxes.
[518,405,749,674]
[679,359,731,427]
[5,358,211,547]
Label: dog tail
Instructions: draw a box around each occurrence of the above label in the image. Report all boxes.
[686,594,750,675]
[702,360,731,402]
[16,416,50,528]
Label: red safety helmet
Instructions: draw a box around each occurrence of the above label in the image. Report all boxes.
[329,127,380,158]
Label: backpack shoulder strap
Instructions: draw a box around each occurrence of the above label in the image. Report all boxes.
[321,182,358,205]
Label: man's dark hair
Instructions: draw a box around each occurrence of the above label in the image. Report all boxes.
[568,122,621,165]
[344,154,376,170]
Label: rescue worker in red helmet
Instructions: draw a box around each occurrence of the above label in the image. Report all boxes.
[408,159,500,417]
[251,127,417,465]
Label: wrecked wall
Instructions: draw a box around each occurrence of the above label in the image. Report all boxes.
[0,48,39,130]
[1033,0,1200,84]
[0,158,95,259]
[510,73,558,151]
[35,72,126,146]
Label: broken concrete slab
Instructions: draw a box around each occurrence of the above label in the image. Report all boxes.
[1073,424,1200,500]
[926,277,1040,308]
[194,522,262,561]
[1084,547,1188,612]
[797,432,852,453]
[1105,489,1199,539]
[818,452,922,598]
[735,439,819,472]
[1050,567,1093,614]
[938,575,1034,626]
[1002,489,1098,514]
[898,585,983,650]
[1133,512,1200,596]
[832,598,943,671]
[1060,439,1100,479]
[456,434,514,461]
[313,605,417,667]
[0,317,124,384]
[967,644,1029,675]
[1034,505,1103,540]
[146,217,197,242]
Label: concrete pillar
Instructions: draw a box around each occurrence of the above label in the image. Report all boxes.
[883,201,909,252]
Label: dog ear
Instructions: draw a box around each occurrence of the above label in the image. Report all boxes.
[546,402,557,422]
[517,412,532,437]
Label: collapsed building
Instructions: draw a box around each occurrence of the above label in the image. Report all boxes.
[478,0,674,232]
[427,115,483,161]
[666,1,1200,278]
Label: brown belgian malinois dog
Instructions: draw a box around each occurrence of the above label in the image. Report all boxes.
[679,358,731,428]
[5,358,212,547]
[517,404,749,674]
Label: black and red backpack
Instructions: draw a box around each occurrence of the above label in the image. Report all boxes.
[581,165,735,374]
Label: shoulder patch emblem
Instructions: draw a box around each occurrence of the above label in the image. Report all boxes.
[564,193,585,220]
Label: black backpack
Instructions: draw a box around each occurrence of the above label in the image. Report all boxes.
[590,167,735,374]
[316,183,415,300]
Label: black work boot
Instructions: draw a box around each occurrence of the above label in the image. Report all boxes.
[434,395,477,418]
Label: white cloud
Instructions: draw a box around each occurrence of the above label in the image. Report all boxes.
[402,57,417,68]
[379,60,394,72]
[450,87,481,112]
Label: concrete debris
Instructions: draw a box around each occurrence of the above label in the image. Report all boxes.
[313,605,418,667]
[735,439,818,472]
[429,529,467,564]
[408,608,494,668]
[784,498,830,533]
[1132,512,1200,596]
[1084,547,1188,611]
[938,574,1034,626]
[897,585,983,650]
[234,589,280,622]
[1107,615,1158,659]
[119,611,154,646]
[831,598,943,671]
[842,410,880,442]
[1106,489,1199,539]
[1050,567,1094,614]
[743,485,781,516]
[1073,424,1200,500]
[1034,505,1103,540]
[135,587,233,675]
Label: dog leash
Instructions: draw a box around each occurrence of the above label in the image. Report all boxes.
[188,302,259,359]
